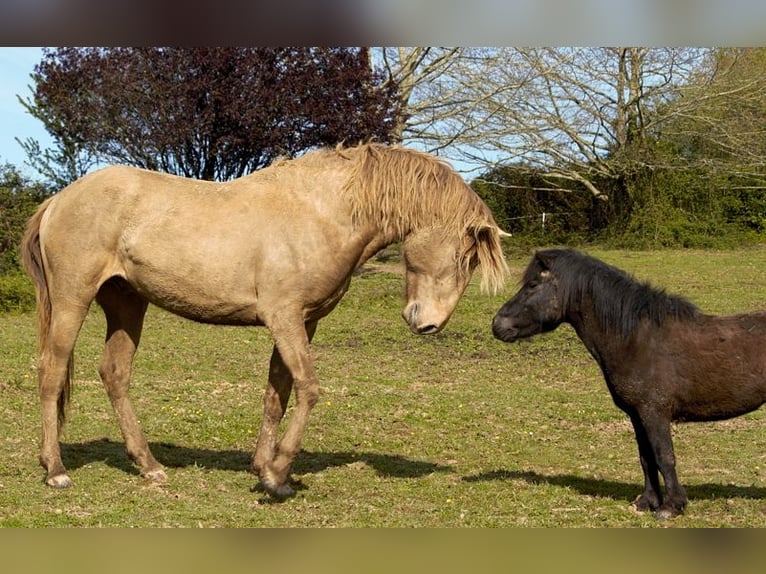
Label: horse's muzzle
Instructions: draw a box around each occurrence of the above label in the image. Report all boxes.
[492,314,519,342]
[403,302,441,335]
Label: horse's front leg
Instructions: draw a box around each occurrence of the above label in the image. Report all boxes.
[628,413,662,512]
[253,320,318,498]
[637,410,687,519]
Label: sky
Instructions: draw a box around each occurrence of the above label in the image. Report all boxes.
[3,11,766,183]
[0,47,51,179]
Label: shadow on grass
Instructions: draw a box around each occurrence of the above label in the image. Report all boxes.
[463,468,766,503]
[60,438,448,482]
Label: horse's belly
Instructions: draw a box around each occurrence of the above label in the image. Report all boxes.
[124,261,260,325]
[671,371,766,422]
[143,289,261,325]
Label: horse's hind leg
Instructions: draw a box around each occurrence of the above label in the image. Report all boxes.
[38,304,89,487]
[96,279,165,483]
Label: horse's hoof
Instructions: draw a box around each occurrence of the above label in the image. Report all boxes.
[653,506,682,520]
[259,466,296,499]
[631,494,660,512]
[268,482,296,499]
[261,475,296,499]
[45,474,73,488]
[142,469,168,483]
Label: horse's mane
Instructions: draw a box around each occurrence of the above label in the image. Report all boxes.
[338,143,509,294]
[339,144,486,234]
[533,249,701,336]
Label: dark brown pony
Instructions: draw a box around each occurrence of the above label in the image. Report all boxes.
[21,143,509,498]
[492,248,765,519]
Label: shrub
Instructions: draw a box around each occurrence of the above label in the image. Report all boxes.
[0,272,36,313]
[1,162,50,274]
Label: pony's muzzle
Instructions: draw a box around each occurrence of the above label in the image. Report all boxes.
[492,314,519,342]
[402,302,440,335]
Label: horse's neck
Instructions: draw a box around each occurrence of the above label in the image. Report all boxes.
[566,297,628,376]
[356,236,393,269]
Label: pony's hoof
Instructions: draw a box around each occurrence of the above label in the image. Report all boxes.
[653,506,683,520]
[45,474,73,488]
[142,469,168,483]
[631,494,660,512]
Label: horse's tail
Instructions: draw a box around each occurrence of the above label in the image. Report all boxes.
[20,197,71,430]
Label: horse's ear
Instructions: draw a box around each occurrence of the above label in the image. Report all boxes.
[471,225,510,243]
[465,224,510,294]
[535,250,555,270]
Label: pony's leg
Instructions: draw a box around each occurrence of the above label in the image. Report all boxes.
[638,411,687,519]
[39,304,89,487]
[253,320,318,498]
[96,280,165,482]
[628,413,662,512]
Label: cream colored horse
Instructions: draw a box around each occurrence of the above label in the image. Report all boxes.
[22,143,509,498]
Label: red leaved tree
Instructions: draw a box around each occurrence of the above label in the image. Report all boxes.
[20,47,400,186]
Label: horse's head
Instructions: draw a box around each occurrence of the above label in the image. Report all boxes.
[402,225,507,335]
[492,251,563,342]
[401,228,472,334]
[343,144,510,334]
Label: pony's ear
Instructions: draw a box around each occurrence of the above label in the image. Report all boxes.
[535,250,556,270]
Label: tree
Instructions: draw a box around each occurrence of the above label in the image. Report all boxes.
[655,48,766,181]
[375,48,729,192]
[376,47,766,244]
[19,47,400,186]
[647,48,766,238]
[376,48,525,162]
[451,48,714,196]
[377,47,461,143]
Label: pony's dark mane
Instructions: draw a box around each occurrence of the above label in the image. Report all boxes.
[532,249,701,336]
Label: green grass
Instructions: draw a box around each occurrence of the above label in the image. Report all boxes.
[1,248,766,527]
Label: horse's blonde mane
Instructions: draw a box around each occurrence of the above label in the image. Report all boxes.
[339,143,509,294]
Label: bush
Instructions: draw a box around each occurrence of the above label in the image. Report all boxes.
[0,272,36,313]
[471,164,596,245]
[473,161,766,249]
[1,162,50,274]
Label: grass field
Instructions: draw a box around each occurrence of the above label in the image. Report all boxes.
[1,247,765,527]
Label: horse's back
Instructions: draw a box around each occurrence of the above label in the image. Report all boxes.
[656,311,766,421]
[37,163,364,325]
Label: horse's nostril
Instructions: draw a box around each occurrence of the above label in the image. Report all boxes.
[492,316,518,341]
[403,302,419,326]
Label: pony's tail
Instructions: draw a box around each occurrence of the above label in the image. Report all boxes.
[20,198,71,431]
